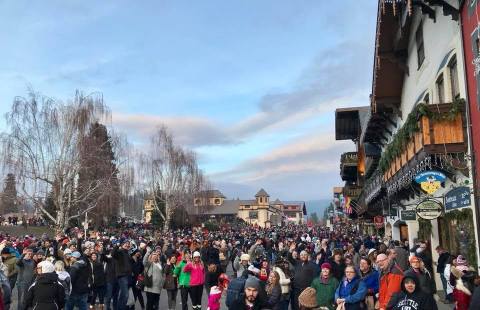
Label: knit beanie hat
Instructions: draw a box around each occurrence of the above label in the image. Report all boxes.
[298,287,318,308]
[321,262,331,270]
[244,276,260,291]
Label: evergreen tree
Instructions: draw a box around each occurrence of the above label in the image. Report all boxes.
[310,212,319,224]
[77,122,120,227]
[1,173,17,214]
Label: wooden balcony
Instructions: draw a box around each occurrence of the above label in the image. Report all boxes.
[383,102,466,182]
[340,152,358,182]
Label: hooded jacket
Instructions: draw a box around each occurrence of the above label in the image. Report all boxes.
[23,272,65,310]
[386,273,437,310]
[69,259,90,295]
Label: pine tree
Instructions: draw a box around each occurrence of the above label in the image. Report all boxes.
[1,173,17,214]
[77,122,120,227]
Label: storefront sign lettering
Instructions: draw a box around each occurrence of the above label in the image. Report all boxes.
[416,199,443,220]
[414,171,446,195]
[400,210,417,221]
[445,186,471,211]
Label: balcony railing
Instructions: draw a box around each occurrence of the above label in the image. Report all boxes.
[381,101,466,182]
[340,152,358,181]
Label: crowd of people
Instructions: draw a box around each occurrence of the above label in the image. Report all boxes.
[0,222,477,310]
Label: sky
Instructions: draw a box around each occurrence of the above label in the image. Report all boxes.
[0,0,377,201]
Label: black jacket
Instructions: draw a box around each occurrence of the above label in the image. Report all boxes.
[23,272,65,310]
[437,252,450,274]
[228,294,264,310]
[112,247,132,278]
[69,259,91,295]
[405,269,436,296]
[387,273,438,310]
[329,259,346,281]
[291,260,319,290]
[90,259,107,287]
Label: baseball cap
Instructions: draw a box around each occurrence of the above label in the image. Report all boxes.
[71,251,81,259]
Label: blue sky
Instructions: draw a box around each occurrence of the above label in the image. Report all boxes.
[0,0,377,201]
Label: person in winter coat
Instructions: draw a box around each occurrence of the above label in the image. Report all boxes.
[310,262,338,310]
[163,254,178,310]
[204,263,221,296]
[272,258,291,310]
[392,241,409,272]
[66,251,90,310]
[450,256,475,310]
[112,240,132,310]
[88,252,106,309]
[328,249,346,281]
[130,249,145,310]
[265,271,282,310]
[174,251,191,310]
[143,248,165,310]
[334,265,367,310]
[207,273,229,310]
[16,248,36,310]
[289,249,319,310]
[183,251,205,310]
[1,248,17,291]
[387,273,437,310]
[227,276,265,310]
[23,261,65,310]
[405,256,435,297]
[376,254,403,310]
[54,261,71,298]
[0,265,12,310]
[359,258,379,310]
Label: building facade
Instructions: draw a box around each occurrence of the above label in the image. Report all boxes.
[335,0,480,273]
[192,188,306,228]
[460,0,480,261]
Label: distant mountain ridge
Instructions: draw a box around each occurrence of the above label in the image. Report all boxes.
[305,199,331,218]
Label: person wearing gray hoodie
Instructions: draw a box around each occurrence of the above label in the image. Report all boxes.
[16,248,35,310]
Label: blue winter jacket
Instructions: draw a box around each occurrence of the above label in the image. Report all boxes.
[335,276,367,305]
[361,270,379,295]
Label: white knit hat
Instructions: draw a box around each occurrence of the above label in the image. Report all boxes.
[38,261,55,274]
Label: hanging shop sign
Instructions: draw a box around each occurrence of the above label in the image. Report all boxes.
[414,170,446,195]
[374,216,384,229]
[400,209,417,221]
[416,199,443,220]
[445,186,471,211]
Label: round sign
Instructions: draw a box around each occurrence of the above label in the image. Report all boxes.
[416,199,443,220]
[374,216,384,229]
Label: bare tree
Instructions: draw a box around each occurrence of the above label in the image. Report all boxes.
[0,90,113,230]
[139,126,209,231]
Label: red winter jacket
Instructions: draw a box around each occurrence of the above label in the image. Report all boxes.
[378,262,404,309]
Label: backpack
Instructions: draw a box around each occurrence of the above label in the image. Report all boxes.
[225,275,247,308]
[57,275,71,296]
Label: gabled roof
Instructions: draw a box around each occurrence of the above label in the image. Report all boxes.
[199,190,226,198]
[255,188,270,197]
[282,201,307,215]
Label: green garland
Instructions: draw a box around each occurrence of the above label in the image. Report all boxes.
[378,98,465,173]
[442,208,477,269]
[418,218,433,241]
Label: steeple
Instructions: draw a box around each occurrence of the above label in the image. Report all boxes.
[255,188,269,205]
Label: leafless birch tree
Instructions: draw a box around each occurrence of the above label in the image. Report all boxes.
[0,90,114,230]
[139,126,210,231]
